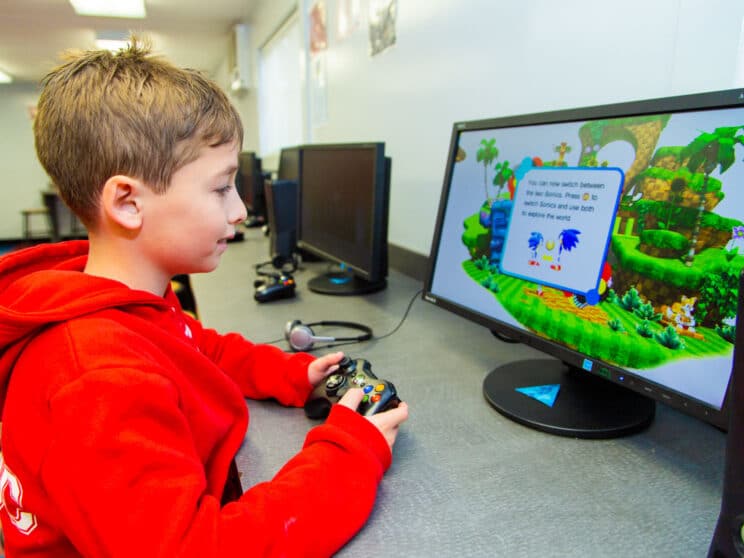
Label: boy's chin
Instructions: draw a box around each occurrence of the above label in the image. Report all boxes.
[178,260,221,276]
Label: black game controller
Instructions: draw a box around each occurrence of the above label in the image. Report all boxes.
[304,356,401,419]
[254,274,296,303]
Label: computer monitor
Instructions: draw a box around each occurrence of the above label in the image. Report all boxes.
[297,143,390,295]
[276,145,323,265]
[262,146,303,268]
[424,88,744,438]
[264,178,298,268]
[237,151,266,227]
[278,145,301,181]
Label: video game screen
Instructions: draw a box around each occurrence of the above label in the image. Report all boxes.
[428,105,744,412]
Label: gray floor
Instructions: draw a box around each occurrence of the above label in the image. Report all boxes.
[190,227,726,557]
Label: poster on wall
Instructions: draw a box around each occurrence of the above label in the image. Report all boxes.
[337,0,362,42]
[369,0,397,56]
[309,0,328,54]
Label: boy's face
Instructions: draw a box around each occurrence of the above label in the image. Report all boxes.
[141,141,247,277]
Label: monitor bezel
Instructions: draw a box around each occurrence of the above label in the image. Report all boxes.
[423,88,744,430]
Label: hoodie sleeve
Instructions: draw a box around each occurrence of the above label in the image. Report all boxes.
[187,314,315,407]
[206,404,391,558]
[38,368,390,558]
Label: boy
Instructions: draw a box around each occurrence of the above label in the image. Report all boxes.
[0,39,408,557]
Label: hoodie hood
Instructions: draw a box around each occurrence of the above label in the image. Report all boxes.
[0,240,168,410]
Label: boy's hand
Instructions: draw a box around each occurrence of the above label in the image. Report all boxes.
[338,389,409,452]
[307,351,345,386]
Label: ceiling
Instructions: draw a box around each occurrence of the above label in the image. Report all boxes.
[0,0,259,84]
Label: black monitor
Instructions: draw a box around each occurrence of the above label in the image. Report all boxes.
[237,151,266,227]
[297,143,390,295]
[264,178,298,268]
[278,145,301,181]
[424,88,744,438]
[262,146,303,268]
[276,145,323,265]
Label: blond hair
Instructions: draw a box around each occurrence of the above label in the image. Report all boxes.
[34,36,243,225]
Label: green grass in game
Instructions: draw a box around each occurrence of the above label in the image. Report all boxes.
[463,259,734,370]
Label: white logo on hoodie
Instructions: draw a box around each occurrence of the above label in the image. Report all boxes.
[0,454,38,535]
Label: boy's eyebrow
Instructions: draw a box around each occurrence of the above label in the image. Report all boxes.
[215,164,239,179]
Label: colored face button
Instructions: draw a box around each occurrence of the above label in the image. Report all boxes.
[363,385,374,394]
[375,384,385,392]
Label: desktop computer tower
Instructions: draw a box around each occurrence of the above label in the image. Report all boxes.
[709,270,744,557]
[264,179,298,267]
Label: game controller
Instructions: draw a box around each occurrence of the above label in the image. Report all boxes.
[254,274,296,303]
[304,356,401,419]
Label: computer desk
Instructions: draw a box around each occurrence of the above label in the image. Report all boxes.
[191,227,726,557]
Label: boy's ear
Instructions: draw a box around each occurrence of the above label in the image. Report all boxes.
[100,175,145,230]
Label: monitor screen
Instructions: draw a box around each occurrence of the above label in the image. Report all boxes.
[424,88,744,436]
[237,151,266,227]
[297,143,390,295]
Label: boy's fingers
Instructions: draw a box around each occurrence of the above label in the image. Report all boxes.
[324,364,339,376]
[374,402,409,427]
[337,388,364,410]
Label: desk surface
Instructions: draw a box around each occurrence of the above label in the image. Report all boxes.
[191,228,725,557]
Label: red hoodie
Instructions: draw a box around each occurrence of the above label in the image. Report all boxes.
[0,241,391,557]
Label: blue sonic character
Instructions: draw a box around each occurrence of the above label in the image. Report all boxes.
[528,232,543,266]
[551,228,581,271]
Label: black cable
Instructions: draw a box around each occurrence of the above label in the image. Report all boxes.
[372,288,422,341]
[491,329,520,344]
[260,335,286,345]
[256,288,423,349]
[255,256,297,277]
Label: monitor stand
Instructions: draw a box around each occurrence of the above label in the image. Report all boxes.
[483,358,655,439]
[308,271,387,295]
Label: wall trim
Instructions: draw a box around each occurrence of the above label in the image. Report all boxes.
[388,242,429,283]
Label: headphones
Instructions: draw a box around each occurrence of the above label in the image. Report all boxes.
[284,319,373,351]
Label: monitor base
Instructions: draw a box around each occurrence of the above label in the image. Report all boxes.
[483,358,655,439]
[308,272,387,295]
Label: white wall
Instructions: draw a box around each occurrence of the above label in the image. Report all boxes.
[1,0,743,252]
[247,0,744,257]
[0,83,49,239]
[241,0,306,170]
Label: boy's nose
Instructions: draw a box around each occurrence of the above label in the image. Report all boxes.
[230,189,248,224]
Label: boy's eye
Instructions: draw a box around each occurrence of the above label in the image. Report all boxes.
[216,185,233,196]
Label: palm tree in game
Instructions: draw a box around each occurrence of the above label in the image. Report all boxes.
[493,160,513,199]
[681,125,744,266]
[476,138,499,200]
